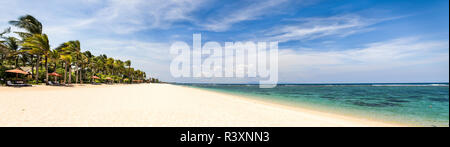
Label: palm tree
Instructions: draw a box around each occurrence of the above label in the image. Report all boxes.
[48,50,60,82]
[9,15,43,39]
[106,57,114,75]
[125,60,131,83]
[83,51,94,80]
[0,41,8,66]
[4,14,151,85]
[79,54,88,84]
[98,55,107,74]
[49,50,59,71]
[1,28,11,66]
[56,40,83,84]
[2,37,21,68]
[9,15,43,80]
[0,27,11,37]
[96,57,105,75]
[22,34,50,83]
[70,41,82,84]
[60,54,72,84]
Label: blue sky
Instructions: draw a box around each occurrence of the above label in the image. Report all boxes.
[1,0,448,83]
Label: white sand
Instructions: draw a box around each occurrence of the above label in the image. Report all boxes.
[0,84,406,127]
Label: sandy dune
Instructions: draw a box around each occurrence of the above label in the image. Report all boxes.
[0,84,405,127]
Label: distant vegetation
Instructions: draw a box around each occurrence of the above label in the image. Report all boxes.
[1,15,160,84]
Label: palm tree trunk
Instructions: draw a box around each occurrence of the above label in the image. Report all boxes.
[31,56,35,78]
[45,56,48,83]
[68,65,72,84]
[0,55,3,66]
[35,55,40,82]
[75,68,78,84]
[8,57,12,68]
[54,63,57,83]
[54,63,57,73]
[64,62,67,84]
[80,66,83,84]
[22,55,27,70]
[15,56,19,68]
[128,66,131,84]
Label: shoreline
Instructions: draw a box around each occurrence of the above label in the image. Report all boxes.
[1,84,408,127]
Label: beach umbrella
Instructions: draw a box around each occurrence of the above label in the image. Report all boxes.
[91,76,100,83]
[48,72,61,82]
[105,77,113,84]
[48,72,61,77]
[123,78,129,83]
[6,69,28,75]
[6,68,28,78]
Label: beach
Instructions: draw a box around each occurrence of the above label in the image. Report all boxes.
[0,84,405,127]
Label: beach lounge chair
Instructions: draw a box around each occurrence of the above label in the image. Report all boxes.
[6,81,31,87]
[47,81,60,86]
[91,82,101,85]
[55,81,66,86]
[47,81,54,86]
[17,81,32,87]
[6,81,19,87]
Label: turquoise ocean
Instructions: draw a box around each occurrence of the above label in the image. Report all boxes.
[178,83,449,127]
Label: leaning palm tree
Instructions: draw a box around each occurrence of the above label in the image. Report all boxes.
[0,42,8,65]
[125,60,131,83]
[106,58,114,75]
[78,54,88,84]
[1,28,11,66]
[48,49,60,82]
[9,15,43,39]
[9,15,43,80]
[48,50,60,72]
[65,41,82,83]
[97,55,107,74]
[83,51,94,79]
[0,27,10,36]
[70,41,82,84]
[59,54,72,84]
[2,37,21,68]
[56,40,81,84]
[22,34,50,83]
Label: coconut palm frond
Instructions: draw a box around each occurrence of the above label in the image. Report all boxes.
[9,15,43,35]
[0,27,11,37]
[13,31,33,39]
[22,34,50,55]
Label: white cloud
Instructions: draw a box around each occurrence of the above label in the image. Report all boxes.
[87,0,205,34]
[277,37,449,82]
[264,15,402,42]
[199,0,290,32]
[41,0,207,35]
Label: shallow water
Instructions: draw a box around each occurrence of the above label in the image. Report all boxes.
[179,83,449,127]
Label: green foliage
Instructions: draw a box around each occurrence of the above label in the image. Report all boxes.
[1,14,152,85]
[0,65,8,84]
[28,80,39,85]
[22,34,50,56]
[9,15,43,35]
